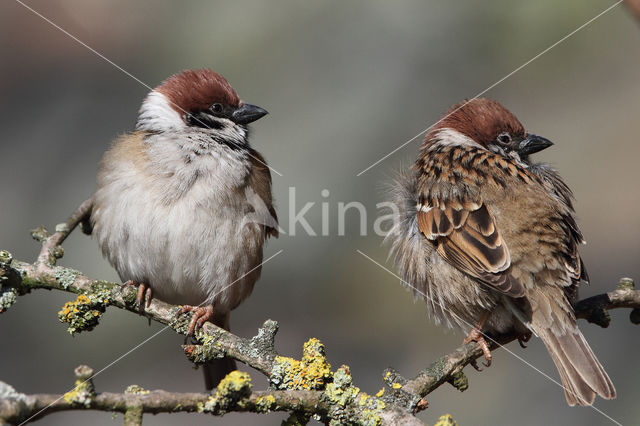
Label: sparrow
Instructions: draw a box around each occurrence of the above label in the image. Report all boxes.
[386,98,615,406]
[89,69,278,389]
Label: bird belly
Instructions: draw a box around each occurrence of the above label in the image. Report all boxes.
[93,176,265,312]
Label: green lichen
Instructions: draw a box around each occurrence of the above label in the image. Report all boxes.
[50,246,64,260]
[0,287,17,313]
[170,307,201,336]
[617,277,635,290]
[30,226,50,243]
[125,384,150,395]
[185,329,227,363]
[447,370,468,392]
[255,394,277,412]
[58,289,113,335]
[324,366,359,407]
[434,414,457,426]
[0,250,13,265]
[0,381,25,402]
[55,223,70,233]
[120,284,139,308]
[201,396,218,412]
[425,357,448,381]
[323,366,383,426]
[214,370,252,413]
[355,392,386,426]
[271,338,332,390]
[53,266,80,290]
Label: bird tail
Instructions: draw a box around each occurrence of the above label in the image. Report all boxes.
[531,316,615,406]
[202,312,237,391]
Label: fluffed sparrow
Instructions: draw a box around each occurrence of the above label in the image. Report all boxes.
[90,69,278,389]
[386,98,615,406]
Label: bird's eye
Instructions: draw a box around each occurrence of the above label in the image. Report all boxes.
[497,133,511,145]
[211,103,223,113]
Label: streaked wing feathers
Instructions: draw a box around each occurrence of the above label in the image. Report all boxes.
[417,201,524,297]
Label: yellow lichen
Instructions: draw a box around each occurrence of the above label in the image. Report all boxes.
[392,383,402,389]
[324,365,359,407]
[434,414,457,426]
[125,384,150,395]
[214,370,252,412]
[58,290,112,335]
[270,338,332,390]
[63,379,95,407]
[255,394,277,412]
[375,388,385,397]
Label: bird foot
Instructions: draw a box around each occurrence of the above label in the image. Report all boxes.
[123,280,153,313]
[414,397,429,413]
[518,332,532,348]
[178,305,215,337]
[463,327,492,369]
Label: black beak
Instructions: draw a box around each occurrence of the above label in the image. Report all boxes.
[231,103,268,125]
[518,134,553,156]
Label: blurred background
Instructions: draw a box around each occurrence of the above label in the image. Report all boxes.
[1,1,639,425]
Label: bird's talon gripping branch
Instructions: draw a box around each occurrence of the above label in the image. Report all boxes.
[518,332,532,349]
[179,305,215,337]
[464,328,492,368]
[123,280,153,313]
[463,312,492,368]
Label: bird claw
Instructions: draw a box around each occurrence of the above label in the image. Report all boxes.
[463,327,492,368]
[518,332,532,349]
[414,397,429,413]
[469,359,483,372]
[123,280,153,313]
[178,305,215,338]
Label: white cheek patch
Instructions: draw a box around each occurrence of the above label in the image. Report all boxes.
[432,128,485,150]
[136,91,185,132]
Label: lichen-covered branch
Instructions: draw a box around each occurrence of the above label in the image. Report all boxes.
[0,367,330,425]
[0,201,421,425]
[1,199,638,425]
[384,278,640,412]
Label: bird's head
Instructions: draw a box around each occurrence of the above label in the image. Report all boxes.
[136,69,268,135]
[426,98,552,164]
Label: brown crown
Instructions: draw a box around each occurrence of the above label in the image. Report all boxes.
[155,69,241,115]
[425,98,525,146]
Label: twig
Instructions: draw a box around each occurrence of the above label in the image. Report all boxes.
[32,197,93,266]
[0,379,329,425]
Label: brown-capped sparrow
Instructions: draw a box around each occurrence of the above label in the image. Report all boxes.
[89,69,278,389]
[386,98,615,406]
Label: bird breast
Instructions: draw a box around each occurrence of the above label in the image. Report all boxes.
[92,132,265,310]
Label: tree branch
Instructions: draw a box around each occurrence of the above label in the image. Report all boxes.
[0,373,330,425]
[1,199,638,424]
[388,280,640,412]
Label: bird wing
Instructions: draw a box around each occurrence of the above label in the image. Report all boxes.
[247,148,279,238]
[417,198,524,297]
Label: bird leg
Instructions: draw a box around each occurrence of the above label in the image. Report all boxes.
[463,311,492,369]
[518,331,532,348]
[123,280,153,313]
[179,305,215,337]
